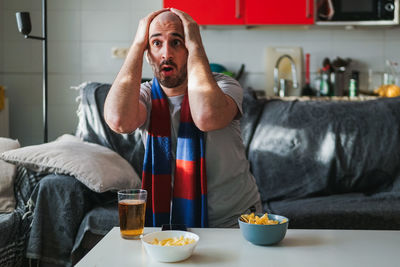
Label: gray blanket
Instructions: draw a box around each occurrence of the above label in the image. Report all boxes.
[23,82,133,266]
[26,174,116,266]
[0,167,42,267]
[0,82,145,266]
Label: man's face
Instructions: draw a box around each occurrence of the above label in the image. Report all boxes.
[147,12,188,89]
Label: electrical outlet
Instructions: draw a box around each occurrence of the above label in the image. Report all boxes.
[111,47,129,59]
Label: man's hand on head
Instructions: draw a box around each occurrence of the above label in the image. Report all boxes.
[133,8,169,53]
[105,9,171,134]
[170,8,204,53]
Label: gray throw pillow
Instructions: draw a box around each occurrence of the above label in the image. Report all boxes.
[0,137,20,212]
[0,134,141,193]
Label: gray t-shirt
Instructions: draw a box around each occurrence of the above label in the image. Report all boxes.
[138,73,261,227]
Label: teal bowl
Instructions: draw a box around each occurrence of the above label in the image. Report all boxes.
[238,213,289,246]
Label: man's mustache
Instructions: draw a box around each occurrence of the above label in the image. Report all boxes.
[159,60,177,69]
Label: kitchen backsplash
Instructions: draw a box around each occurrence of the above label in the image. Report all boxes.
[200,27,400,94]
[1,0,400,144]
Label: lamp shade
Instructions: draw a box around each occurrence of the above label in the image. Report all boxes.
[16,12,32,36]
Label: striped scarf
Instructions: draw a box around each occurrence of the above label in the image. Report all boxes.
[142,77,208,227]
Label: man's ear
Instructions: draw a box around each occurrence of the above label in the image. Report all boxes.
[145,50,151,64]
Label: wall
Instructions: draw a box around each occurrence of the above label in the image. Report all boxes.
[1,0,400,145]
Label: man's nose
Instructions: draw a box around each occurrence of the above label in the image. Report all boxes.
[161,44,173,60]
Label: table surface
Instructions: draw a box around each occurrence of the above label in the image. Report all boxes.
[76,227,400,267]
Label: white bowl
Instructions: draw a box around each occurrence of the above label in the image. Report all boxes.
[141,230,199,262]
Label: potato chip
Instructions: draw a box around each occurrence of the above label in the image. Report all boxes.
[240,212,286,225]
[150,235,195,246]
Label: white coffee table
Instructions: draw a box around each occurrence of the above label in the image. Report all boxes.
[76,227,400,267]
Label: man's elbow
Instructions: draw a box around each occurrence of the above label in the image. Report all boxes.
[193,114,228,132]
[104,113,138,134]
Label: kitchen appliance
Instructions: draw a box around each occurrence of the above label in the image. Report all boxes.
[265,47,303,97]
[316,0,399,26]
[331,57,353,96]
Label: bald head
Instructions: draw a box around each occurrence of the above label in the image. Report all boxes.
[153,11,181,24]
[149,11,184,40]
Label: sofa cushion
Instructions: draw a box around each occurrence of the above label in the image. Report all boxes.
[268,192,400,230]
[240,87,266,153]
[248,97,400,202]
[0,134,141,193]
[0,137,20,212]
[74,82,145,176]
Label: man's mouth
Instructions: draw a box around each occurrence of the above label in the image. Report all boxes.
[161,65,175,76]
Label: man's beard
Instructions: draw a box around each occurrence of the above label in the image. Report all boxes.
[153,60,187,88]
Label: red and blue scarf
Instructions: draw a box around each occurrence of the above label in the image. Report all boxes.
[142,77,208,227]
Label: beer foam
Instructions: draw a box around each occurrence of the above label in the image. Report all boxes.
[119,199,146,205]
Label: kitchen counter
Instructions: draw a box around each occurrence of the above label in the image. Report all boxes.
[261,95,379,101]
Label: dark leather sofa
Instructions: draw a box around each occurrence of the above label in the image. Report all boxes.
[241,89,400,230]
[67,82,400,264]
[78,82,400,231]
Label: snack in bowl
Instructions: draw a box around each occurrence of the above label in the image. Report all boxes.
[150,235,196,246]
[241,212,288,225]
[141,230,199,262]
[238,212,289,245]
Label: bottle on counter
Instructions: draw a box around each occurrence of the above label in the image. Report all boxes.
[320,67,332,96]
[319,58,333,96]
[349,71,359,97]
[349,79,357,97]
[301,53,315,96]
[314,69,322,97]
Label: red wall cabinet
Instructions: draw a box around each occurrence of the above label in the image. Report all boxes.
[164,0,314,25]
[164,0,244,25]
[245,0,314,25]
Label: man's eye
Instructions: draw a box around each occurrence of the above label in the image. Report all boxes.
[172,40,182,46]
[152,40,161,46]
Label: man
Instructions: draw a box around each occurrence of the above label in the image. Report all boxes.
[104,8,261,227]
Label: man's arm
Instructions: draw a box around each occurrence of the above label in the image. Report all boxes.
[104,9,167,134]
[171,8,238,132]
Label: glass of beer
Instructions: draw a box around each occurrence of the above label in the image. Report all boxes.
[117,189,147,239]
